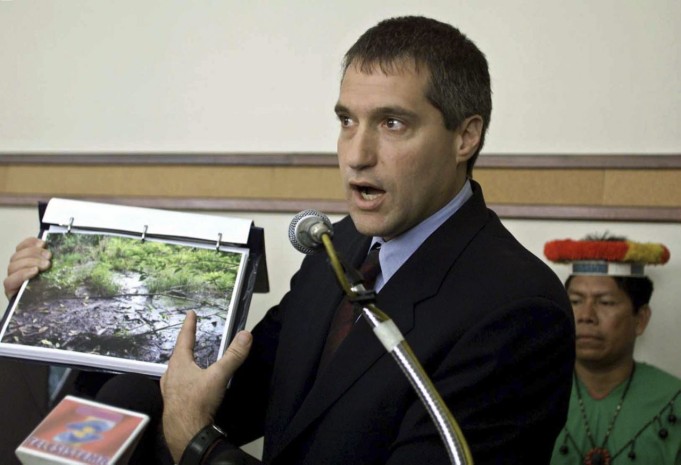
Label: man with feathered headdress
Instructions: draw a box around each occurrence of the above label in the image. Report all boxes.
[546,234,681,465]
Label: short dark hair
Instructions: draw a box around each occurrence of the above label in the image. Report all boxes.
[565,275,654,314]
[342,16,492,176]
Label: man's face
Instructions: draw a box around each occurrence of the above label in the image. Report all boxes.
[335,63,468,240]
[568,275,649,369]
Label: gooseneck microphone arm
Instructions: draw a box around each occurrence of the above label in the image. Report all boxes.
[289,210,474,465]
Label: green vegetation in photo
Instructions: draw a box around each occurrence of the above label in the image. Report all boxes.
[41,233,240,297]
[102,237,238,294]
[41,233,118,297]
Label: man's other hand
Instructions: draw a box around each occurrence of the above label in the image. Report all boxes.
[161,310,252,462]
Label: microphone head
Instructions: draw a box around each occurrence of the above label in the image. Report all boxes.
[288,209,333,255]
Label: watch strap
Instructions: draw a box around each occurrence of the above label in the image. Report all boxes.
[179,424,227,465]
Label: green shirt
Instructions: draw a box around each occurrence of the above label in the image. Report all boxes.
[551,362,681,464]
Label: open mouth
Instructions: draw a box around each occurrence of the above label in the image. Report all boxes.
[352,182,384,201]
[359,185,383,200]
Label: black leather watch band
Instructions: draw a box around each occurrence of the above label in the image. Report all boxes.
[179,424,227,465]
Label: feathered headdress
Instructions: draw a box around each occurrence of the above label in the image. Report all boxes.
[544,234,670,276]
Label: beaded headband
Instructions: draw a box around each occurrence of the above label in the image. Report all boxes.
[544,238,670,277]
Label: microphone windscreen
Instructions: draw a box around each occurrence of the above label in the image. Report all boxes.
[288,209,333,255]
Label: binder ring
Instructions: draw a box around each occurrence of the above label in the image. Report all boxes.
[141,225,148,243]
[216,233,222,252]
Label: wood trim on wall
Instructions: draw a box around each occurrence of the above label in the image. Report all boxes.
[2,153,681,168]
[1,153,680,222]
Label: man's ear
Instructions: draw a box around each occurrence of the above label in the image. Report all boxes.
[454,115,483,164]
[635,304,652,336]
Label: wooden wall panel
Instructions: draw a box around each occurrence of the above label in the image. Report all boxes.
[1,154,680,222]
[602,171,681,207]
[475,169,606,205]
[0,165,344,200]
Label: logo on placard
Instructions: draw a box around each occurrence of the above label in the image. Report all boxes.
[53,417,116,445]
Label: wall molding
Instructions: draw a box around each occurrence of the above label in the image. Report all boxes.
[2,153,681,168]
[1,153,680,222]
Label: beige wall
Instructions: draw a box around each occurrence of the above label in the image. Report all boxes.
[0,1,679,154]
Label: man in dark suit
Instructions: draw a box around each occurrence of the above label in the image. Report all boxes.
[5,15,574,465]
[159,15,575,465]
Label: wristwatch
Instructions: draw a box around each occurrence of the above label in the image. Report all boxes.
[179,424,228,465]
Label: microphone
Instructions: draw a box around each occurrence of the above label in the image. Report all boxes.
[288,209,333,255]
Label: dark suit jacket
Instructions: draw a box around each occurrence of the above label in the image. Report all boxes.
[214,181,575,464]
[0,360,49,465]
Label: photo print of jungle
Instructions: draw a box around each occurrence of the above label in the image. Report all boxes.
[0,230,247,374]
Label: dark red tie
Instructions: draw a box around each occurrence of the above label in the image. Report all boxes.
[319,245,381,369]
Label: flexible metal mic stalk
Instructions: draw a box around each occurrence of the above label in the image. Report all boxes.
[288,210,474,465]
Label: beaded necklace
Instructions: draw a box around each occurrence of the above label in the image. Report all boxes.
[560,384,680,463]
[565,366,635,465]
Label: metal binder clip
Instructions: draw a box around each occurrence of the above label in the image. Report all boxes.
[66,217,74,234]
[141,225,148,243]
[216,233,222,252]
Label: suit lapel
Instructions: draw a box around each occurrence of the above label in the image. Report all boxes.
[270,182,492,459]
[264,225,371,456]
